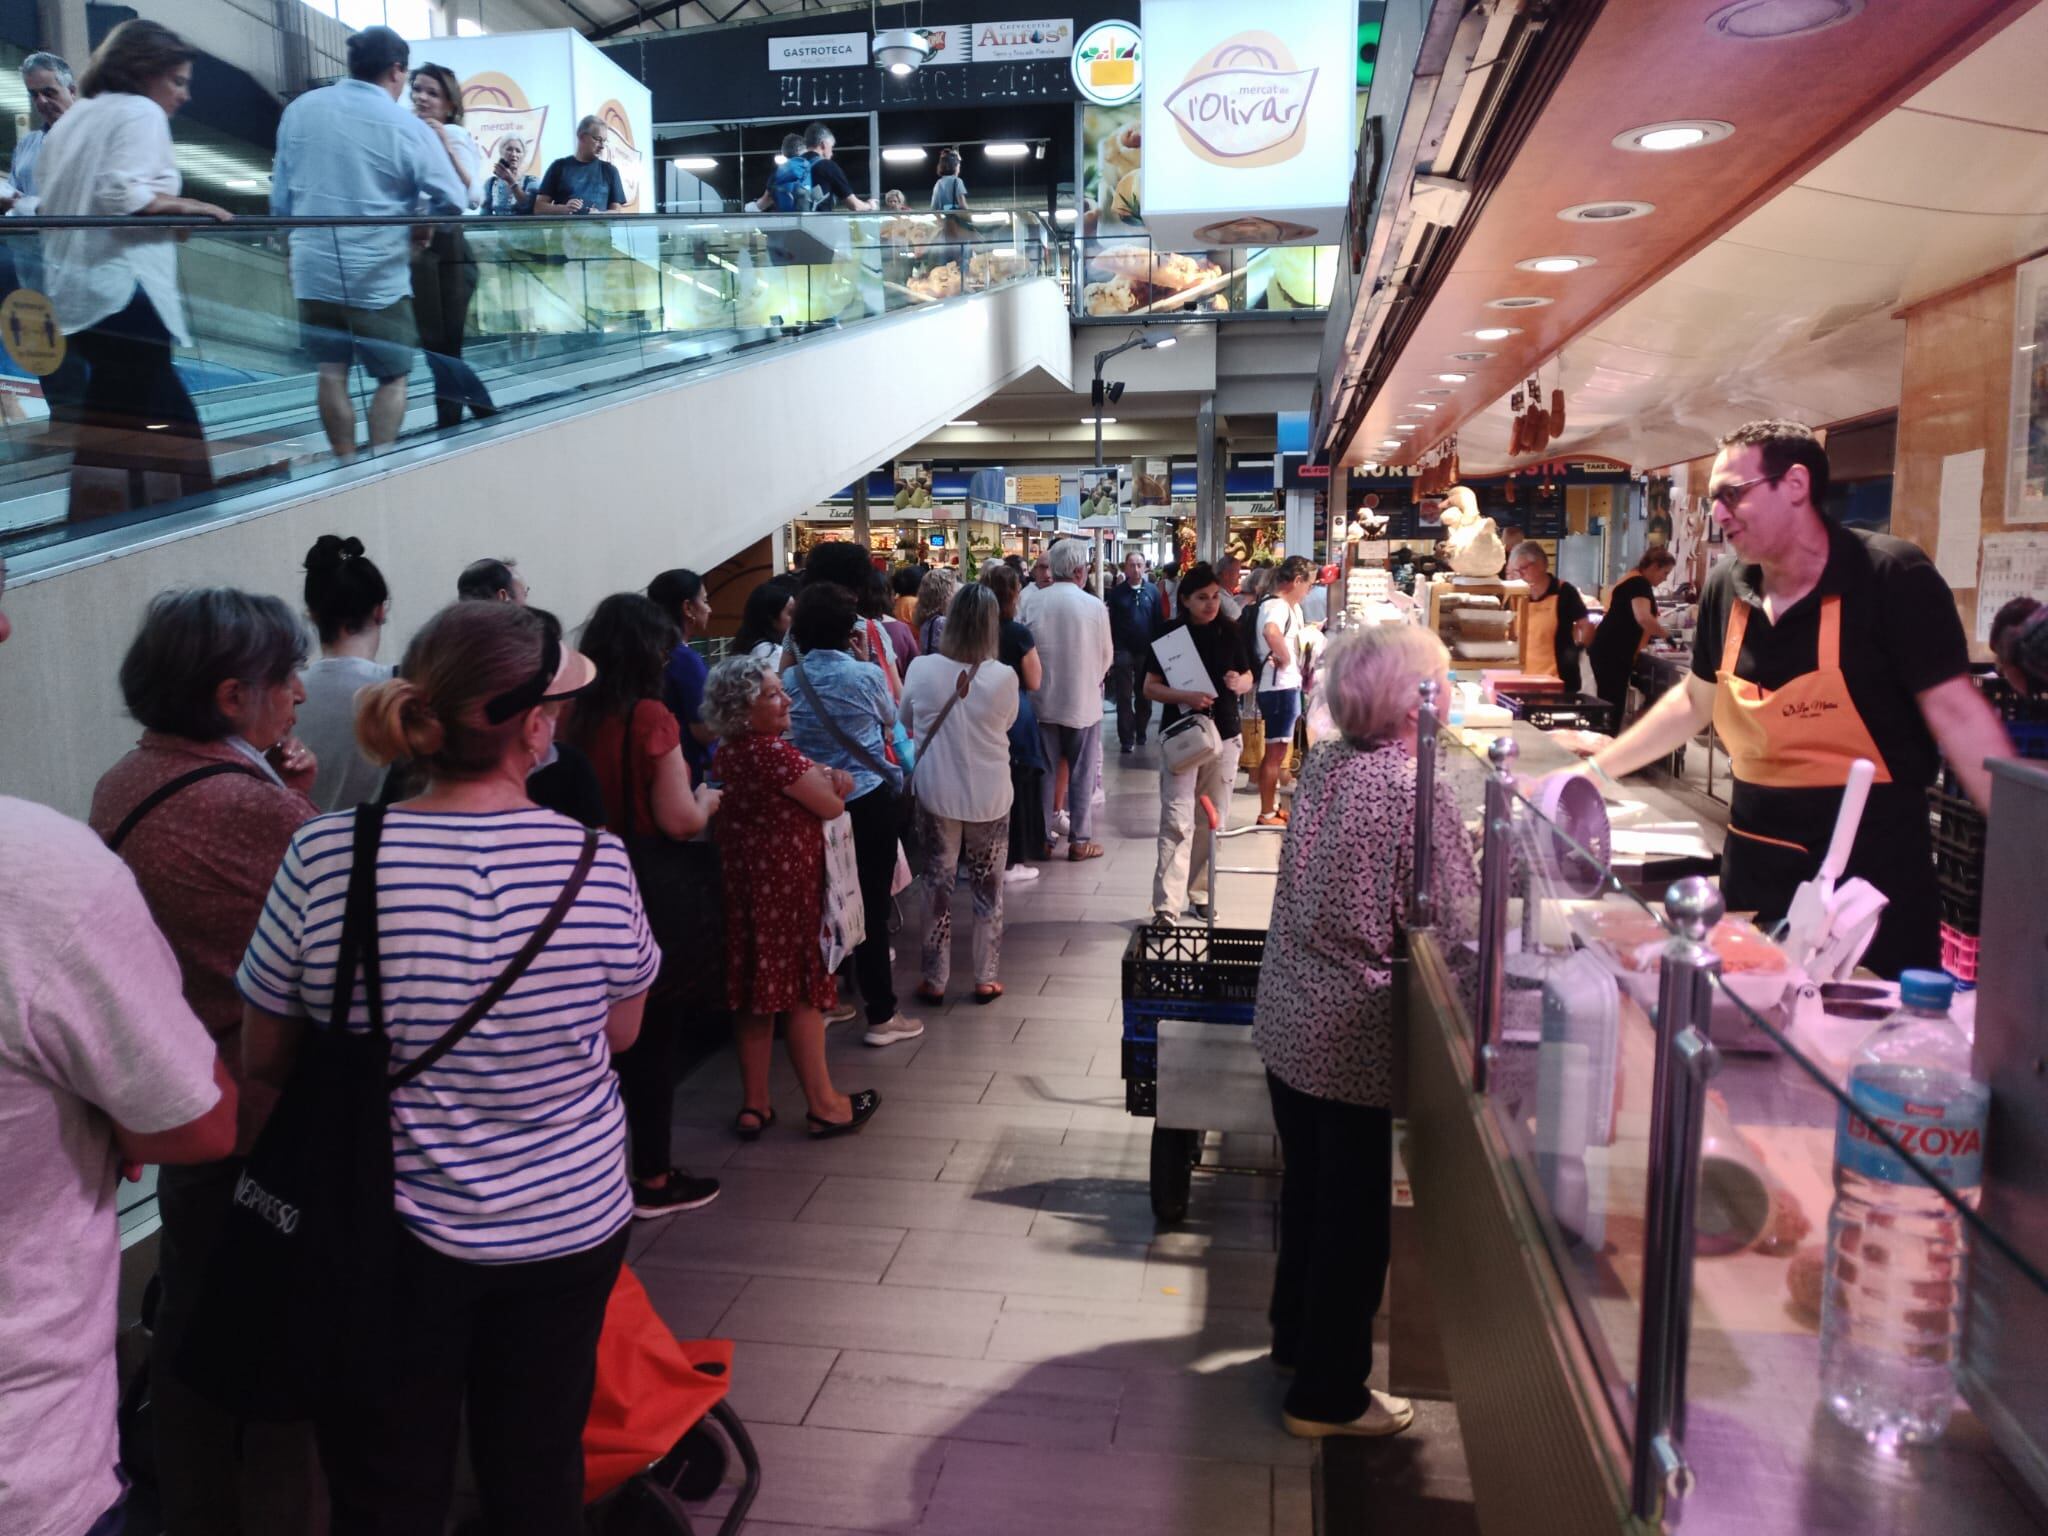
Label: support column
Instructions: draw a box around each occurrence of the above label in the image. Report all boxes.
[1195,393,1228,565]
[851,474,872,557]
[37,0,88,66]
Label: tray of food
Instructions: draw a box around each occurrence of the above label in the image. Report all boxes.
[1566,903,1795,1018]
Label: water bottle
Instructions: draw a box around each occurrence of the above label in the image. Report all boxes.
[1819,969,1988,1446]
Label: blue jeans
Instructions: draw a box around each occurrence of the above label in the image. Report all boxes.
[1038,720,1103,842]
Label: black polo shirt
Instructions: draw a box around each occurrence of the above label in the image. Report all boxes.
[1690,520,1967,818]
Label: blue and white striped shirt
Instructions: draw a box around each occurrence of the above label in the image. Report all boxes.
[236,807,658,1264]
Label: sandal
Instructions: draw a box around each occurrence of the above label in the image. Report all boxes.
[1067,841,1105,861]
[915,983,946,1005]
[974,983,1004,1004]
[734,1105,777,1141]
[807,1088,881,1139]
[1256,811,1289,828]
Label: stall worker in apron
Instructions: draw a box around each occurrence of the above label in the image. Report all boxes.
[1507,539,1592,685]
[1575,420,2011,977]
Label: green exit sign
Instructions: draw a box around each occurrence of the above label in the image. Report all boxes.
[1358,19,1381,87]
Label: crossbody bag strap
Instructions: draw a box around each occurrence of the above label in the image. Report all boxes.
[105,763,267,852]
[912,662,981,774]
[389,828,600,1089]
[328,803,388,1043]
[789,647,897,783]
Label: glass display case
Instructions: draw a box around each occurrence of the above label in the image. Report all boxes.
[1401,710,2048,1534]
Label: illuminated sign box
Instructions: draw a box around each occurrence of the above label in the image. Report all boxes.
[1138,0,1356,248]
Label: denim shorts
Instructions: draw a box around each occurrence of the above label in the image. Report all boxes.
[1256,688,1301,740]
[298,296,415,382]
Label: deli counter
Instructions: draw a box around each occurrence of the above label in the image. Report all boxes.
[1395,715,2048,1535]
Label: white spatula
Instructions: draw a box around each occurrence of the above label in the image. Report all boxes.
[1779,757,1875,969]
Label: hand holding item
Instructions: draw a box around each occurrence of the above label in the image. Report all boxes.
[268,736,317,794]
[695,784,723,820]
[565,197,586,214]
[1180,691,1216,711]
[1223,670,1253,696]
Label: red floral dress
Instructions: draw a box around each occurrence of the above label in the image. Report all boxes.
[716,731,836,1014]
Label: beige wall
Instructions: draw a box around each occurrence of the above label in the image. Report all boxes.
[0,281,1072,817]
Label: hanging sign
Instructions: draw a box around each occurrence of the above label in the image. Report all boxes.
[1071,20,1142,106]
[770,33,869,70]
[974,18,1074,61]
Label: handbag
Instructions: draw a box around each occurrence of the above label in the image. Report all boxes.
[618,717,725,1011]
[178,806,598,1422]
[819,810,866,971]
[1239,713,1267,771]
[1159,711,1223,773]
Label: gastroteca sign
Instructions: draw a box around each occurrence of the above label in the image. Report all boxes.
[1139,0,1355,247]
[770,32,869,69]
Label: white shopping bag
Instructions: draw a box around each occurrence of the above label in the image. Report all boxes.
[820,812,867,971]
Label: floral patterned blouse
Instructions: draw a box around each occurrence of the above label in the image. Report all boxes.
[1253,738,1480,1108]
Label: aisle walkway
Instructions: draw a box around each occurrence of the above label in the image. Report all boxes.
[632,738,1319,1535]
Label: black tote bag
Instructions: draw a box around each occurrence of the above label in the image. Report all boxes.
[179,806,598,1421]
[618,717,726,1012]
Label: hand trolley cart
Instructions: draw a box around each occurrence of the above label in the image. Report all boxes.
[1121,796,1282,1224]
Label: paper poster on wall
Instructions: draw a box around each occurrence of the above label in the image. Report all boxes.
[2010,254,2048,524]
[1975,532,2048,644]
[1935,448,1985,589]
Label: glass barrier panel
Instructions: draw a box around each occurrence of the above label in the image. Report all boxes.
[1668,966,2048,1532]
[0,212,1051,561]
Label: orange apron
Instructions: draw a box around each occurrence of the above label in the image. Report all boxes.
[1711,595,1935,974]
[1521,591,1561,679]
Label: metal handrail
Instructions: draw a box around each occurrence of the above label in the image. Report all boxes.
[0,208,1064,231]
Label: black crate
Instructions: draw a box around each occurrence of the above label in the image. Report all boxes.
[1497,689,1620,735]
[1125,1078,1156,1117]
[1121,1037,1157,1081]
[1938,866,1982,937]
[1121,926,1267,1005]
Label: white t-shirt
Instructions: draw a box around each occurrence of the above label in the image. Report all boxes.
[1258,596,1305,691]
[901,655,1019,824]
[298,655,395,813]
[1029,580,1116,728]
[0,799,220,1536]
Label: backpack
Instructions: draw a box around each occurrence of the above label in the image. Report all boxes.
[770,155,822,212]
[1239,599,1266,679]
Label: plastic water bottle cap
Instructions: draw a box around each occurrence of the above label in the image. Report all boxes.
[1897,969,1954,1012]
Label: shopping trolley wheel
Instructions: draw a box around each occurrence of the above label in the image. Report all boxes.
[1149,1126,1199,1226]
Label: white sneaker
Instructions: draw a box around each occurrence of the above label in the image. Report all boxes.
[825,1001,859,1024]
[1051,808,1071,838]
[864,1014,926,1047]
[1004,864,1041,884]
[1282,1391,1415,1439]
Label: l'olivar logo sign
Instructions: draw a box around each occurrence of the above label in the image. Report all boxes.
[1163,31,1318,167]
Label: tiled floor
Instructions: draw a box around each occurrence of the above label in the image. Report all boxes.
[634,727,1468,1535]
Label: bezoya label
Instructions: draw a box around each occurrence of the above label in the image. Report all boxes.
[1836,1073,1986,1190]
[1164,31,1318,168]
[234,1168,303,1236]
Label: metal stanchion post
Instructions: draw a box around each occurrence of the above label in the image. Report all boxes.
[1630,876,1724,1522]
[1470,735,1517,1092]
[1410,679,1439,929]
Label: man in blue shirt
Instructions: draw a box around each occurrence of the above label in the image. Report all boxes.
[271,27,468,460]
[535,117,626,216]
[2,51,74,218]
[1105,550,1160,752]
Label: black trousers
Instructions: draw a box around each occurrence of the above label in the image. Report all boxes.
[411,234,494,429]
[318,1227,627,1536]
[847,785,902,1026]
[1266,1072,1392,1424]
[1109,649,1153,748]
[613,1003,678,1181]
[68,290,214,523]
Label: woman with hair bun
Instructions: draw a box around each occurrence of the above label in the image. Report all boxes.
[237,599,658,1530]
[299,533,393,810]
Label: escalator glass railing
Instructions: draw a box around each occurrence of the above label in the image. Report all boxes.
[0,210,1055,560]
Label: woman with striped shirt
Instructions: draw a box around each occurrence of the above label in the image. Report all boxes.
[237,601,657,1530]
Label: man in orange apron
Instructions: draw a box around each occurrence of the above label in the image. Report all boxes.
[1508,540,1593,685]
[1581,421,2012,977]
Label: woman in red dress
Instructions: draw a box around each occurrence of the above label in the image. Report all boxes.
[702,654,881,1139]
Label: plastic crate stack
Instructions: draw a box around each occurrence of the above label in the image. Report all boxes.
[1119,926,1264,1116]
[1928,677,2048,984]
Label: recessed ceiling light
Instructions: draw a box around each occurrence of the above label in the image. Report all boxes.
[1393,425,1418,433]
[985,142,1030,159]
[1486,296,1552,310]
[1470,326,1520,342]
[1558,200,1655,223]
[674,156,718,172]
[1421,388,1454,397]
[888,62,914,76]
[1409,403,1440,411]
[1613,119,1734,154]
[1437,372,1469,383]
[1515,255,1597,274]
[1081,416,1117,425]
[1449,353,1493,363]
[1707,0,1863,41]
[882,147,928,163]
[945,419,977,427]
[1379,439,1402,448]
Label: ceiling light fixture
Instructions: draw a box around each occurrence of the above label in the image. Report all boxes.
[1054,208,1078,224]
[226,177,261,189]
[1613,119,1734,154]
[881,146,928,163]
[1449,352,1494,363]
[1558,200,1655,223]
[674,156,718,172]
[1470,326,1520,342]
[945,419,978,427]
[1707,0,1864,41]
[872,27,933,74]
[1393,424,1418,433]
[1081,416,1118,425]
[1152,335,1178,349]
[773,155,788,166]
[971,211,1009,224]
[985,142,1031,159]
[1410,403,1440,411]
[1486,296,1552,310]
[1437,372,1469,383]
[1421,388,1454,397]
[1515,255,1597,274]
[1379,439,1402,448]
